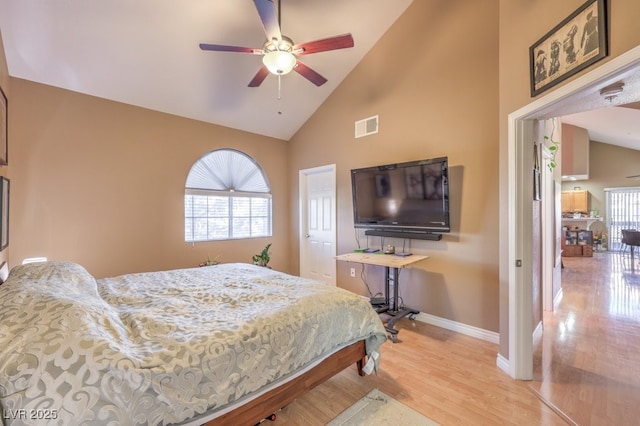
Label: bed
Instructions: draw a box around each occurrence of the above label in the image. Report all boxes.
[0,261,387,425]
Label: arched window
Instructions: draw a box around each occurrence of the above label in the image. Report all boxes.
[184,149,272,241]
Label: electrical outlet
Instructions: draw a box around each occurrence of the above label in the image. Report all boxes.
[350,267,356,278]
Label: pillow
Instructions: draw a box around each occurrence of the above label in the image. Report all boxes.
[6,260,101,298]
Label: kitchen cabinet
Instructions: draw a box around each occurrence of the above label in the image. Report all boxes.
[561,190,588,213]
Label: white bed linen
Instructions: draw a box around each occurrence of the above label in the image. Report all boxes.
[0,261,386,425]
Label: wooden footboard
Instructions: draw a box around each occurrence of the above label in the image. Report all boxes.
[204,339,367,425]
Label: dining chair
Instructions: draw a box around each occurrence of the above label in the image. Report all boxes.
[621,229,640,264]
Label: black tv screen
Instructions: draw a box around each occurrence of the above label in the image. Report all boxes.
[351,157,450,233]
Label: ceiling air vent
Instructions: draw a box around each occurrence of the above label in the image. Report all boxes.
[355,115,378,138]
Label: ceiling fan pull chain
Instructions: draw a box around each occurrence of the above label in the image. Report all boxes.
[277,74,283,115]
[278,74,282,100]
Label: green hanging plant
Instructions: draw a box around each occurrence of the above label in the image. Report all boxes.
[544,135,560,172]
[544,119,560,172]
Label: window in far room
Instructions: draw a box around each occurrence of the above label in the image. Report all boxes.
[184,149,272,242]
[606,187,640,251]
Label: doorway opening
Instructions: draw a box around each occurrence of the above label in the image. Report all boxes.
[507,45,640,380]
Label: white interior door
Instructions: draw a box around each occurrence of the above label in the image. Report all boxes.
[299,165,336,285]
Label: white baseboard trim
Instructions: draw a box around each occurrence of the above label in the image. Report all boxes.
[414,312,499,345]
[496,353,510,375]
[553,287,564,310]
[533,320,543,345]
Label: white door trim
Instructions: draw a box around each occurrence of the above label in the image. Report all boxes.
[506,45,640,379]
[299,164,337,284]
[540,142,555,313]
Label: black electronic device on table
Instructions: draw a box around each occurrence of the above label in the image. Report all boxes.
[369,296,387,305]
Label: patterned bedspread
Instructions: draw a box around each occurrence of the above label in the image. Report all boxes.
[0,261,386,425]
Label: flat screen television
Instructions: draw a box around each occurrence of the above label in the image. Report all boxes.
[351,156,450,234]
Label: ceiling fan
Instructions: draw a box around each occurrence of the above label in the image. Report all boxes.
[199,0,354,87]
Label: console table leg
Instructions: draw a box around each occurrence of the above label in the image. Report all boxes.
[384,266,391,305]
[392,267,400,311]
[385,307,419,341]
[381,266,421,342]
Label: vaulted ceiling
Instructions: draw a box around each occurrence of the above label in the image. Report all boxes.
[0,0,413,140]
[2,0,640,147]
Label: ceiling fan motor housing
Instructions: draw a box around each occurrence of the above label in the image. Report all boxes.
[263,36,296,75]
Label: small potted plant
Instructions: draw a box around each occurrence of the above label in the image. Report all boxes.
[252,243,272,267]
[199,254,220,267]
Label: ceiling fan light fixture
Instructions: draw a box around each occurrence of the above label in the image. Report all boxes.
[262,50,296,75]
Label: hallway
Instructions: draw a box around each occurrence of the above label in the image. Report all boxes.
[531,252,640,425]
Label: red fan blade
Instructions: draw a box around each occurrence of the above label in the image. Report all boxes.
[248,66,270,87]
[294,34,354,56]
[293,60,327,86]
[199,43,262,54]
[253,0,282,42]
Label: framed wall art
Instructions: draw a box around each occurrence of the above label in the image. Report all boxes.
[530,0,607,97]
[0,177,8,250]
[0,86,6,166]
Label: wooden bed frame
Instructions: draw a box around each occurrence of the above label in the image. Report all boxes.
[204,339,367,425]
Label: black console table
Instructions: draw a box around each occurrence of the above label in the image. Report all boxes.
[335,252,429,342]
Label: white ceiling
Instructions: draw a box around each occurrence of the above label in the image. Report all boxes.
[0,0,413,140]
[561,103,640,150]
[549,68,640,150]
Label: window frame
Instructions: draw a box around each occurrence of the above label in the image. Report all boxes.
[184,150,272,243]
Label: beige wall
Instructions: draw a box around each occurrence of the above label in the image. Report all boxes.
[10,79,290,278]
[0,30,9,271]
[5,0,640,357]
[499,0,640,356]
[290,0,501,332]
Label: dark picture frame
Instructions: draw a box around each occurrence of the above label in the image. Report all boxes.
[0,86,6,166]
[0,177,8,250]
[530,0,607,97]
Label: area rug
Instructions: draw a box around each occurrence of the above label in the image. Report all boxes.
[327,389,438,425]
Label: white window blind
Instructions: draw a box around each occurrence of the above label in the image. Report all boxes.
[605,187,640,251]
[185,149,272,242]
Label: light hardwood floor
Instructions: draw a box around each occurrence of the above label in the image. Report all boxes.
[531,252,640,425]
[272,321,564,425]
[271,252,638,425]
